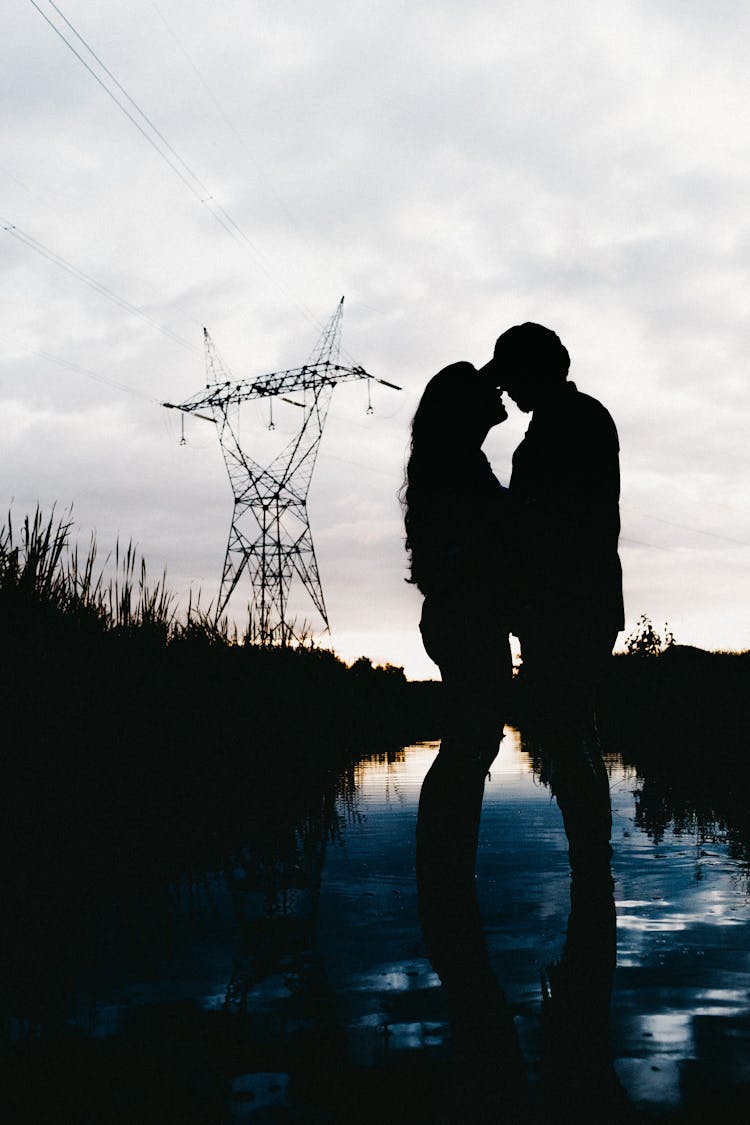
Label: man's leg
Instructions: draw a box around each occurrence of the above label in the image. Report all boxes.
[520,627,616,886]
[523,628,627,1118]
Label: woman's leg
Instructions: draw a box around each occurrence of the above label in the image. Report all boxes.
[416,747,493,991]
[416,618,525,1113]
[415,611,511,984]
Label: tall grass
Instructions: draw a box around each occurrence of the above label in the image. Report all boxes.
[0,507,336,654]
[0,506,72,609]
[0,505,233,644]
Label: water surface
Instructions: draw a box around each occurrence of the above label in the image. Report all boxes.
[317,733,750,1111]
[7,730,750,1121]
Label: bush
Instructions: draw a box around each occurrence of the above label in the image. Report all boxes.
[623,613,675,658]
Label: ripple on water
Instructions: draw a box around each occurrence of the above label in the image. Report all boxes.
[319,731,750,1111]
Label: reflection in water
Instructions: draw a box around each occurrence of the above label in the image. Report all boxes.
[538,846,622,1123]
[3,733,750,1120]
[416,745,528,1119]
[415,728,628,1122]
[523,736,625,1120]
[321,736,750,1119]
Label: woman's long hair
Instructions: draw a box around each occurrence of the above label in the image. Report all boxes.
[402,362,478,591]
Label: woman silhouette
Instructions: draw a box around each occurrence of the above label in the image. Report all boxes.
[404,361,511,768]
[403,362,526,1115]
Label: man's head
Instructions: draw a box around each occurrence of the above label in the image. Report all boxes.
[485,322,570,412]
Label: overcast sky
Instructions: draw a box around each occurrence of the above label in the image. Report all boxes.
[3,0,750,677]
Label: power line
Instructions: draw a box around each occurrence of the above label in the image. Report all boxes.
[487,452,750,551]
[320,449,402,481]
[32,0,270,273]
[150,1,306,244]
[27,0,209,202]
[622,505,750,549]
[27,0,338,347]
[148,2,364,369]
[620,535,673,552]
[1,219,200,355]
[45,0,210,192]
[649,476,750,521]
[0,333,156,402]
[26,0,267,260]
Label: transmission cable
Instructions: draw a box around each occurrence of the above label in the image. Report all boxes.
[0,333,156,402]
[150,1,306,245]
[2,219,200,355]
[621,505,750,549]
[26,2,289,281]
[27,0,336,346]
[149,0,356,357]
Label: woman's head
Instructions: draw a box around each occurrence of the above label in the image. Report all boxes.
[402,362,507,589]
[410,361,507,448]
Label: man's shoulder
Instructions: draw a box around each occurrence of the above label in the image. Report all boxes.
[566,384,619,441]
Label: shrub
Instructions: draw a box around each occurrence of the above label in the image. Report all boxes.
[624,613,675,658]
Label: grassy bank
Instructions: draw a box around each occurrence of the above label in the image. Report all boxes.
[3,508,748,879]
[506,619,750,857]
[0,508,437,801]
[596,644,750,856]
[0,509,441,1029]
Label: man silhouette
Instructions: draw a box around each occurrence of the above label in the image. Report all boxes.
[484,322,623,880]
[483,323,626,1113]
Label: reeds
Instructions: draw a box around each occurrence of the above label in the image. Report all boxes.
[0,507,338,653]
[0,506,72,609]
[0,505,229,644]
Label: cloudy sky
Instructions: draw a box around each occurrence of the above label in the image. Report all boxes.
[3,0,750,677]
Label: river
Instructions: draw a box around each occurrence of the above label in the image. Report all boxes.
[5,730,750,1122]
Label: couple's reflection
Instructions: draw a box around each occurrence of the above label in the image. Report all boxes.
[416,738,526,1121]
[536,741,625,1122]
[416,739,622,1123]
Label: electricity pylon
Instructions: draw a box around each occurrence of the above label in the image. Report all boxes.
[164,298,398,645]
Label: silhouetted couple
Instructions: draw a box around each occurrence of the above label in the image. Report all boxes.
[404,323,624,1121]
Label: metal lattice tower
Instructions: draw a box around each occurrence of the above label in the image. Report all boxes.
[164,299,398,645]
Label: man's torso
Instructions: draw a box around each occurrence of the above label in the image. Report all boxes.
[510,381,624,637]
